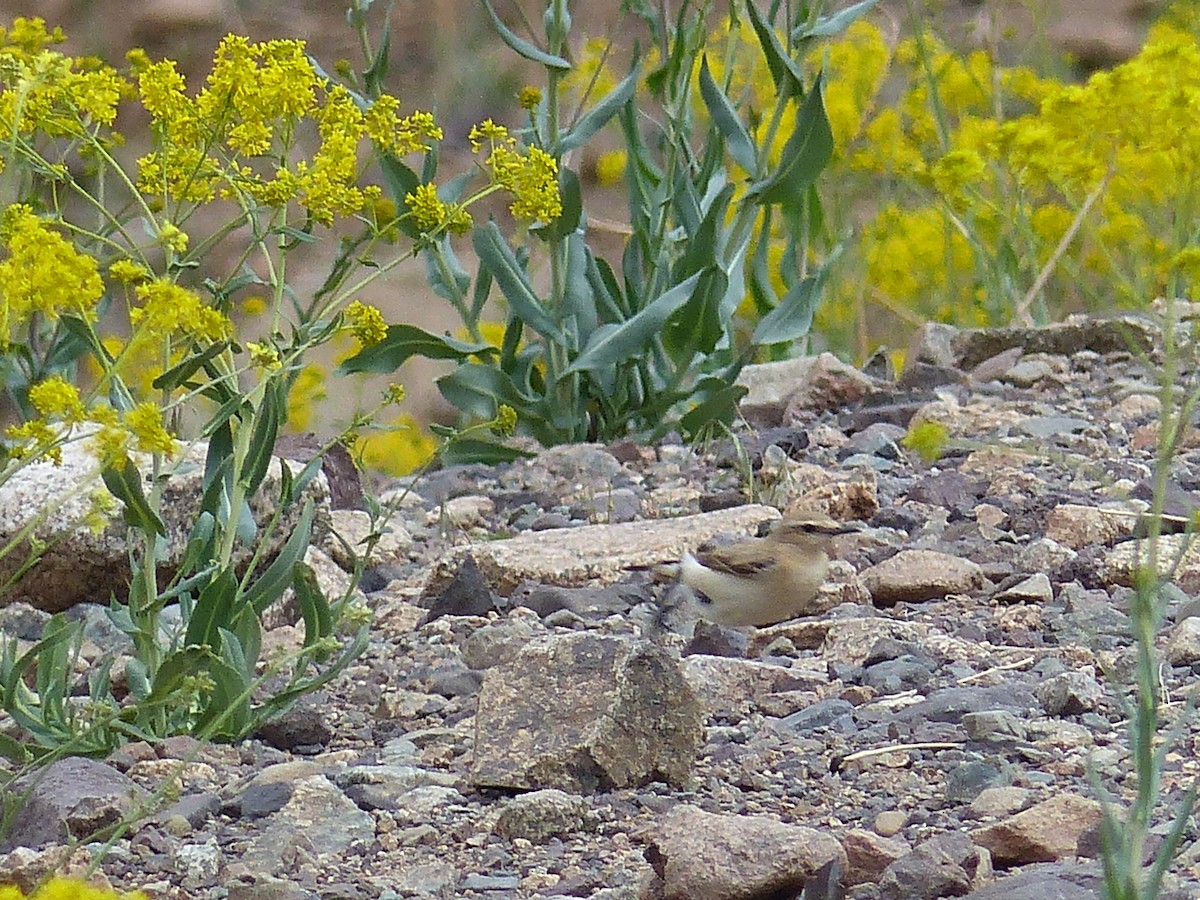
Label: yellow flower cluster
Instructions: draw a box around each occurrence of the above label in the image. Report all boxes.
[344,300,388,346]
[128,278,232,344]
[0,876,146,900]
[132,35,439,226]
[404,183,473,235]
[0,17,128,140]
[0,205,104,349]
[469,120,562,223]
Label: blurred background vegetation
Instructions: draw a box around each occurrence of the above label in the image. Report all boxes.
[0,0,1165,473]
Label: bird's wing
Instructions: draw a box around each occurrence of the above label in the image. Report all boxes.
[694,540,778,577]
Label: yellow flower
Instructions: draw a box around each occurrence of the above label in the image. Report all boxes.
[125,401,176,456]
[354,414,437,475]
[594,149,626,186]
[405,183,447,233]
[344,300,388,345]
[518,85,542,110]
[29,375,86,423]
[285,364,327,431]
[130,278,232,343]
[491,404,518,438]
[5,419,61,464]
[0,205,104,348]
[246,341,282,370]
[109,259,152,283]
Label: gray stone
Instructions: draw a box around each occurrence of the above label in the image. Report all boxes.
[963,710,1028,743]
[241,773,375,876]
[1037,670,1104,717]
[471,633,704,792]
[681,655,815,716]
[494,789,590,842]
[1165,617,1200,665]
[962,864,1103,899]
[2,756,147,850]
[860,549,985,605]
[994,573,1054,604]
[879,832,992,900]
[645,805,846,900]
[842,828,911,886]
[737,354,876,426]
[334,764,458,811]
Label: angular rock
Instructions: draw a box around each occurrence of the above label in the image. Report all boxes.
[842,828,910,885]
[681,655,817,716]
[736,354,876,427]
[424,505,781,596]
[860,549,985,605]
[994,573,1054,605]
[879,832,991,900]
[645,805,845,900]
[2,756,146,850]
[471,633,703,792]
[0,438,329,612]
[972,793,1103,865]
[1104,534,1200,592]
[1037,670,1104,717]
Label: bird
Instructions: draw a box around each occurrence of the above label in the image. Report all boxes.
[670,510,855,628]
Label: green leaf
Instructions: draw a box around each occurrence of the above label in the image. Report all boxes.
[664,268,730,358]
[536,166,583,242]
[555,60,641,155]
[185,567,239,650]
[746,71,833,209]
[102,457,167,536]
[378,153,422,239]
[151,341,230,392]
[440,437,537,466]
[745,0,804,98]
[698,55,757,173]
[243,499,315,615]
[480,0,570,69]
[362,9,391,96]
[337,324,496,374]
[751,243,842,344]
[125,657,151,701]
[436,362,531,420]
[293,562,333,651]
[241,381,281,496]
[562,270,705,374]
[680,382,750,441]
[423,236,471,302]
[795,0,883,39]
[473,222,565,343]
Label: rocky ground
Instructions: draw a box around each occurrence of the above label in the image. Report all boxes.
[6,307,1200,899]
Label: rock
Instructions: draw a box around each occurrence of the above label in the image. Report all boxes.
[324,509,413,570]
[962,863,1104,899]
[681,655,816,716]
[994,573,1054,604]
[860,549,985,605]
[1044,504,1136,550]
[972,794,1103,865]
[1104,534,1200,592]
[1037,669,1104,717]
[419,553,499,622]
[1166,617,1200,665]
[471,633,703,792]
[906,315,1156,372]
[962,710,1028,744]
[334,764,457,812]
[644,805,846,900]
[879,832,992,900]
[842,828,910,885]
[423,505,781,597]
[494,789,590,842]
[736,355,875,427]
[253,695,335,751]
[969,787,1034,820]
[241,773,375,876]
[2,757,147,850]
[0,437,329,613]
[460,615,541,669]
[428,494,494,528]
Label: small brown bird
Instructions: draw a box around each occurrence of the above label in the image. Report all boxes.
[675,511,854,627]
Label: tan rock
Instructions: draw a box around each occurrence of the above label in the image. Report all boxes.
[1044,503,1137,550]
[972,793,1102,865]
[843,828,910,885]
[859,549,985,605]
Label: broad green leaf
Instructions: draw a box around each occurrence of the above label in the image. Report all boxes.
[185,567,238,650]
[241,381,281,496]
[680,382,750,441]
[536,166,583,241]
[698,55,757,173]
[745,0,804,98]
[746,72,833,208]
[440,437,537,466]
[555,61,641,155]
[102,457,167,536]
[378,154,421,239]
[751,244,843,344]
[561,233,596,345]
[293,562,333,651]
[795,0,883,39]
[243,499,315,615]
[664,268,730,358]
[480,0,571,69]
[562,270,704,374]
[473,222,565,343]
[338,323,496,374]
[362,9,391,96]
[586,250,628,322]
[423,235,471,303]
[125,657,151,701]
[151,341,230,392]
[436,362,531,420]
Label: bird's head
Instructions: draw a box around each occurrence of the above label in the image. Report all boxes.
[768,511,857,549]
